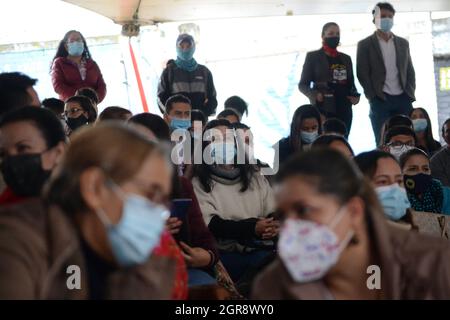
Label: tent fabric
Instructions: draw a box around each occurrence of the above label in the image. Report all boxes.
[62,0,450,25]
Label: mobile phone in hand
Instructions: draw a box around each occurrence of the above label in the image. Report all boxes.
[170,198,192,220]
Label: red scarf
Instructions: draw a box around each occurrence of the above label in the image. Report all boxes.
[0,187,26,206]
[323,43,338,58]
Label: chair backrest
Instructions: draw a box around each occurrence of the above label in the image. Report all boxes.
[410,211,450,239]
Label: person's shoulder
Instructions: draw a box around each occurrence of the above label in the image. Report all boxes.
[357,33,374,46]
[179,176,195,193]
[86,59,100,68]
[431,146,448,160]
[338,51,352,60]
[52,56,68,67]
[393,34,409,45]
[0,199,49,252]
[389,225,450,263]
[191,177,203,190]
[306,49,323,57]
[0,198,47,227]
[275,137,291,149]
[53,56,67,63]
[196,64,212,74]
[252,259,285,299]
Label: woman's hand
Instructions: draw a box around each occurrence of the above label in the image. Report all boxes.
[347,95,360,105]
[255,217,278,238]
[179,242,212,268]
[166,217,183,235]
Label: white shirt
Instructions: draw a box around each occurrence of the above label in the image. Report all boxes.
[377,34,404,96]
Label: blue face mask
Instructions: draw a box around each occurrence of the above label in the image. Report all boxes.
[379,18,394,32]
[375,184,410,221]
[67,41,84,56]
[170,118,191,131]
[412,119,428,132]
[211,142,236,164]
[300,131,319,144]
[96,184,169,267]
[176,47,195,61]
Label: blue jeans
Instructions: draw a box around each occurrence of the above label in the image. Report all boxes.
[219,250,273,283]
[369,92,413,145]
[187,268,217,287]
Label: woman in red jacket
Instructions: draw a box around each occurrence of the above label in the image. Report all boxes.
[51,30,107,103]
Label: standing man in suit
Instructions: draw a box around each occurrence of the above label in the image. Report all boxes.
[357,2,416,145]
[299,22,360,136]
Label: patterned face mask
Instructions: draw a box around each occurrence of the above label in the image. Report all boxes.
[278,207,354,283]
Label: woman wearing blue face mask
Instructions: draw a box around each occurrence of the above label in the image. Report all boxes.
[157,34,217,117]
[192,119,277,289]
[354,150,414,228]
[253,149,450,299]
[275,104,322,166]
[410,108,441,156]
[0,123,187,299]
[400,148,450,215]
[51,30,107,103]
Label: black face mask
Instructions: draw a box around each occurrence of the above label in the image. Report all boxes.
[324,36,340,49]
[1,154,52,197]
[66,114,88,132]
[404,173,433,195]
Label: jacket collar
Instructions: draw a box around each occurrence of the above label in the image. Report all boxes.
[61,56,93,68]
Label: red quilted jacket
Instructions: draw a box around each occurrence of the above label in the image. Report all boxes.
[51,57,107,102]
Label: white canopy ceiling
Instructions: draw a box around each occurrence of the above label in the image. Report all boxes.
[62,0,450,25]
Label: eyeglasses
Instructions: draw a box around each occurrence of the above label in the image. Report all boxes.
[63,108,84,117]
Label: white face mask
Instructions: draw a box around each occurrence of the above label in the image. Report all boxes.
[389,145,413,161]
[278,207,354,283]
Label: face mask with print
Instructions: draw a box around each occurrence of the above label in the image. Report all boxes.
[67,41,84,56]
[389,145,413,161]
[95,181,169,267]
[300,131,319,144]
[375,184,410,221]
[278,207,354,283]
[404,173,433,195]
[412,119,428,133]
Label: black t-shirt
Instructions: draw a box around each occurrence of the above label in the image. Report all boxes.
[80,237,117,300]
[326,55,351,109]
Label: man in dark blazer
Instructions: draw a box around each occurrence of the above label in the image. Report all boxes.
[357,2,416,145]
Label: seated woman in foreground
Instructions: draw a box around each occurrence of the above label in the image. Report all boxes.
[253,149,450,299]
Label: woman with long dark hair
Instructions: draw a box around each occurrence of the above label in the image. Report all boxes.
[410,108,441,156]
[192,119,277,284]
[51,30,106,103]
